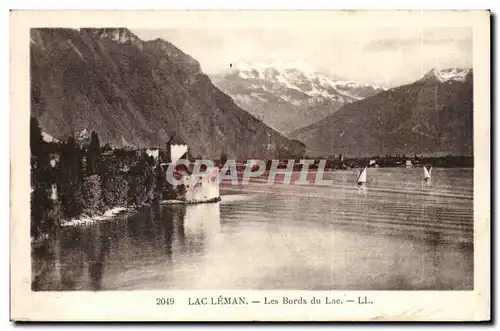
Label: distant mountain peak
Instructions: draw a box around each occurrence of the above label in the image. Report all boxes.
[422,68,472,83]
[232,61,317,76]
[212,61,385,134]
[289,68,473,157]
[222,62,383,96]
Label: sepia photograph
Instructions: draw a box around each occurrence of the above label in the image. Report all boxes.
[11,10,490,321]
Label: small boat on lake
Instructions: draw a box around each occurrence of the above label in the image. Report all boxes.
[357,167,367,186]
[423,165,432,183]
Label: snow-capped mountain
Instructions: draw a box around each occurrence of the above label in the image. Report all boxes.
[211,62,385,134]
[420,68,472,83]
[289,68,473,157]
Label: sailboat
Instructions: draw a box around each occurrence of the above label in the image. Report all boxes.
[357,167,367,186]
[423,165,432,183]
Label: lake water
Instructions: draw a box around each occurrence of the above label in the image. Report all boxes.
[32,168,474,291]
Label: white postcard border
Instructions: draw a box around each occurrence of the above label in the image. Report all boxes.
[10,10,490,322]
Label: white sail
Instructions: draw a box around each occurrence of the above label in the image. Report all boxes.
[357,167,367,184]
[423,166,431,179]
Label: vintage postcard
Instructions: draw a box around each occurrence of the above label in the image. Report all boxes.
[10,10,490,321]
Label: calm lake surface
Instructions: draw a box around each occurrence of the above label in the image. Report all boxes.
[32,168,473,291]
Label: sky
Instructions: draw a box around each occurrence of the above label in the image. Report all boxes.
[133,27,472,88]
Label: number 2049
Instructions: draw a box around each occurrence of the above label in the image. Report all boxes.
[156,297,175,305]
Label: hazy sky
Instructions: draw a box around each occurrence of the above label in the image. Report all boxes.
[133,27,472,87]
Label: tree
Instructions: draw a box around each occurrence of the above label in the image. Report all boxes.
[127,153,154,206]
[30,180,51,238]
[46,194,62,232]
[30,117,44,159]
[58,137,84,218]
[145,154,156,167]
[154,164,166,201]
[184,148,195,162]
[126,173,140,206]
[220,152,228,167]
[154,163,175,201]
[163,142,172,164]
[143,155,156,204]
[86,131,101,175]
[102,175,128,208]
[82,174,103,216]
[30,117,53,238]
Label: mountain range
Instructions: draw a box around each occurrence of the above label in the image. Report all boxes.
[211,63,384,134]
[30,28,305,159]
[31,28,473,159]
[289,68,473,157]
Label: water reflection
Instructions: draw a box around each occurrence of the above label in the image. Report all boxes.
[32,168,473,291]
[32,240,54,290]
[357,186,368,197]
[33,202,221,291]
[183,203,221,242]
